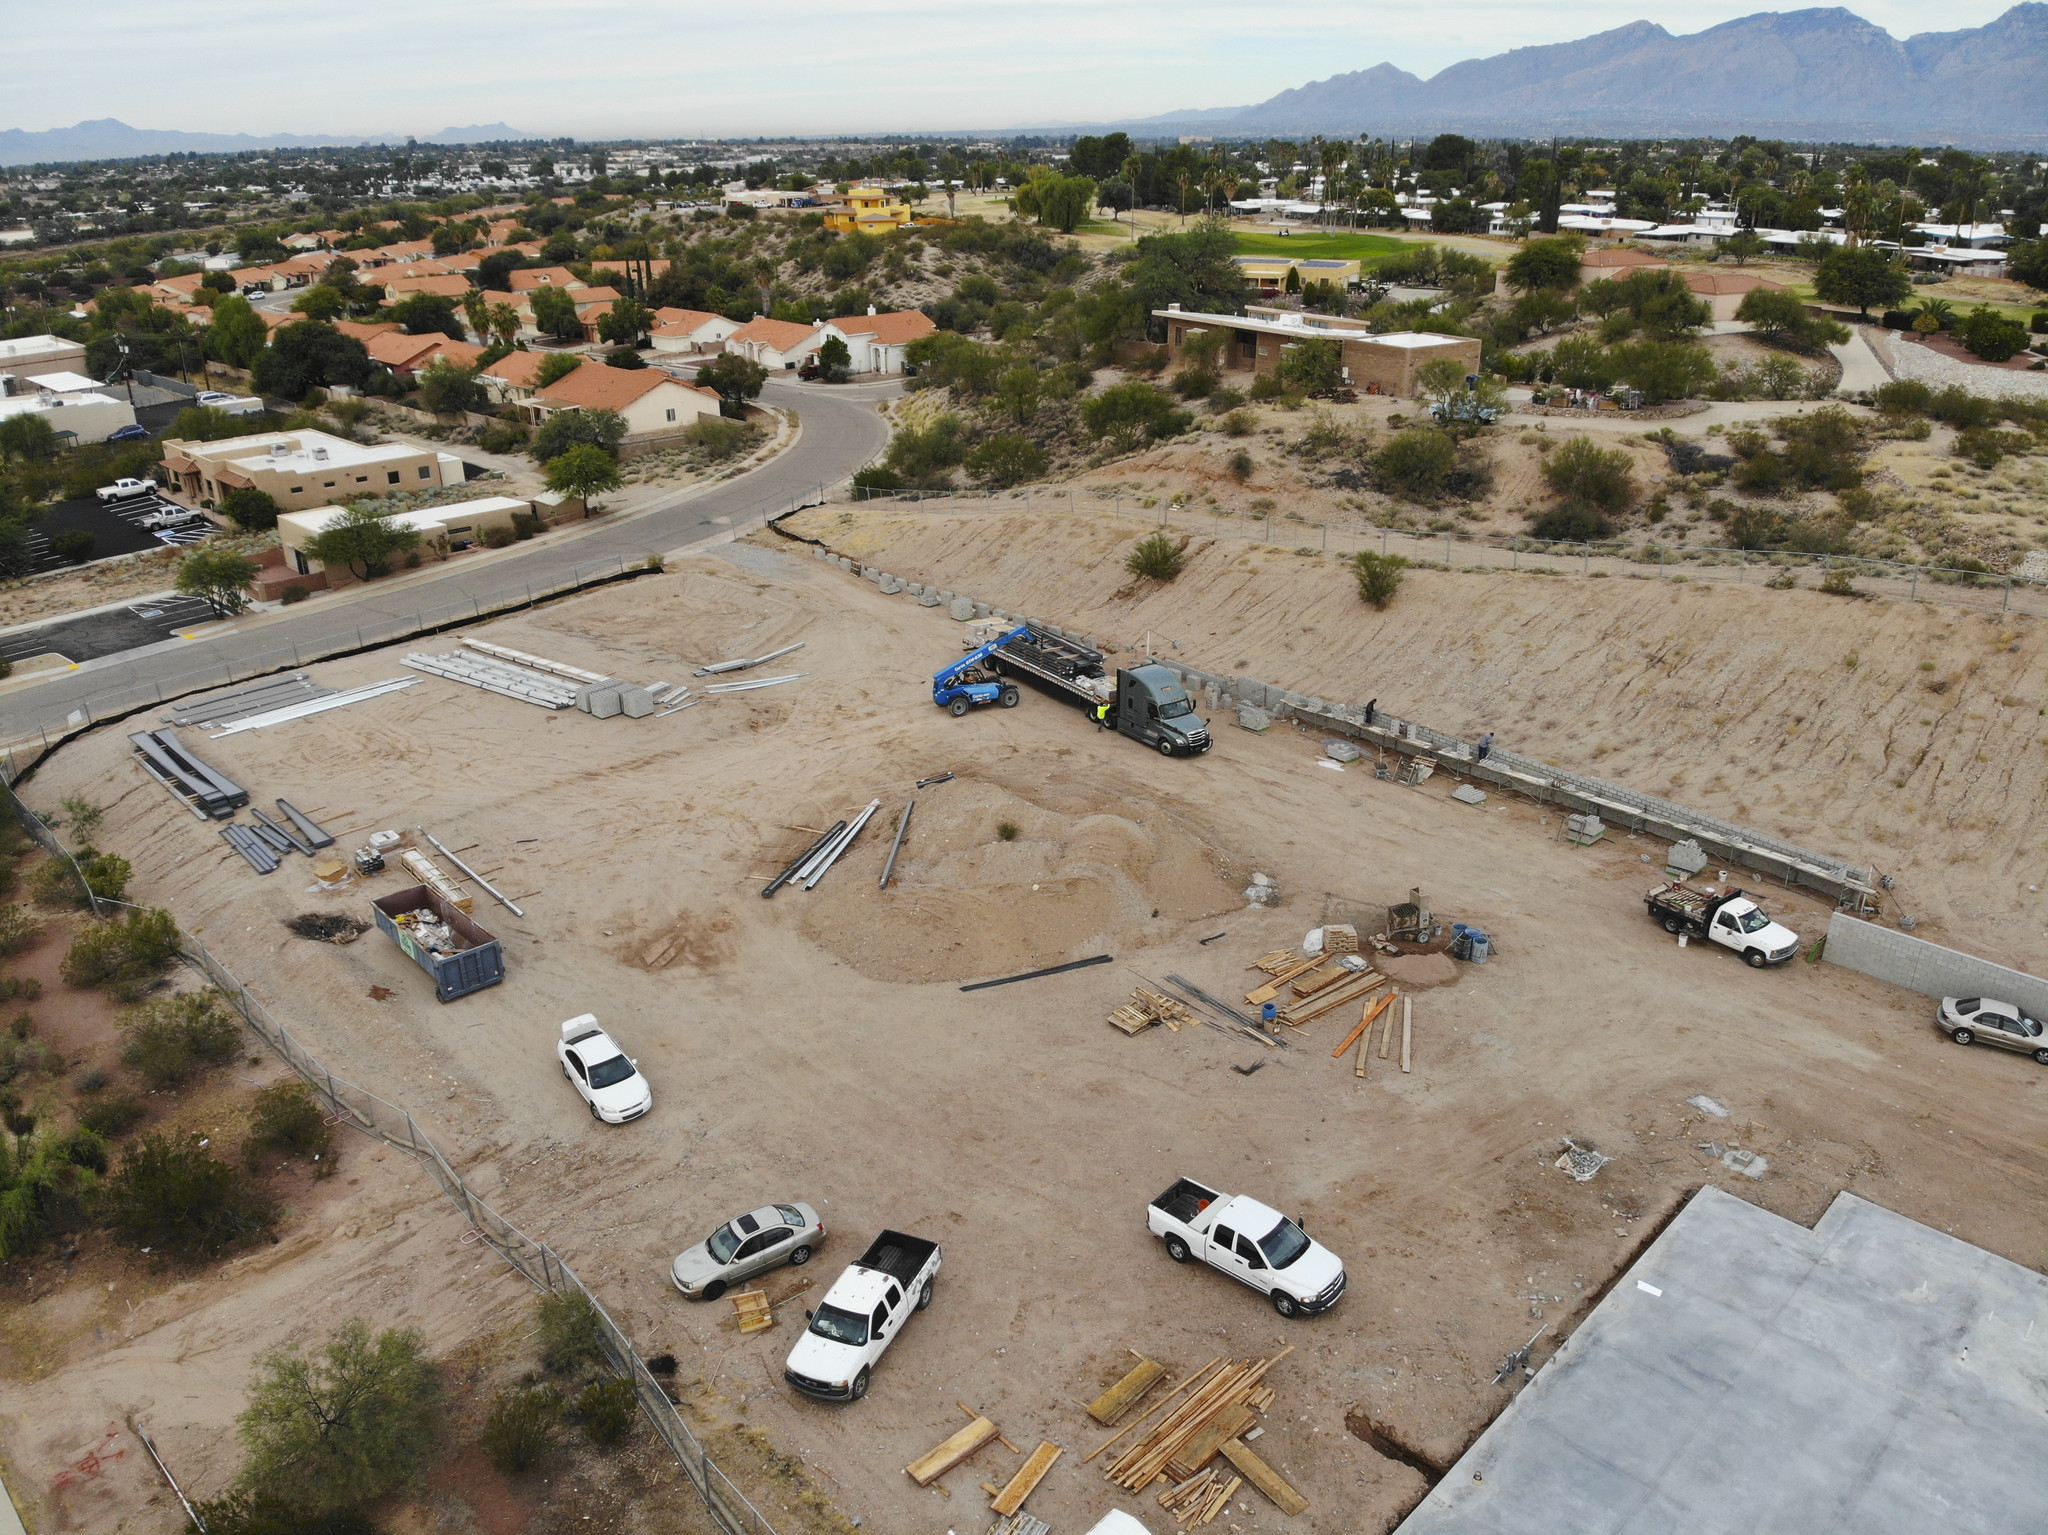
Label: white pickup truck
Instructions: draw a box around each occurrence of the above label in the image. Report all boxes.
[1148,1177,1347,1318]
[95,478,157,504]
[1644,881,1800,967]
[783,1229,940,1401]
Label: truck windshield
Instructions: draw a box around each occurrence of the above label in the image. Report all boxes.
[808,1304,868,1346]
[707,1223,742,1264]
[586,1054,636,1089]
[1158,698,1193,719]
[1734,908,1770,933]
[1257,1217,1311,1270]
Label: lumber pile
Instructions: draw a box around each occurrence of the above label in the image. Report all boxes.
[730,1289,773,1334]
[1090,1356,1168,1424]
[1100,1349,1292,1493]
[990,1442,1062,1516]
[1323,923,1359,955]
[1107,987,1195,1035]
[985,1516,1050,1535]
[1250,949,1302,976]
[1275,968,1384,1027]
[1159,1467,1243,1527]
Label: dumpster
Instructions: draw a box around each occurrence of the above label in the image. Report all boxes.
[371,884,505,1002]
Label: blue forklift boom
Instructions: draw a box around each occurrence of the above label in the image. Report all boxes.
[932,625,1033,716]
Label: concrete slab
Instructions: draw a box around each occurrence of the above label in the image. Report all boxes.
[1398,1187,2048,1535]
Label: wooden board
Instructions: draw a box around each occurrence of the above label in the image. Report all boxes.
[990,1441,1062,1516]
[1219,1438,1308,1516]
[1164,1405,1257,1482]
[1290,963,1351,997]
[905,1416,999,1486]
[1089,1357,1168,1425]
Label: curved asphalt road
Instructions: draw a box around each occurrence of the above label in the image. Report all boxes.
[0,377,895,748]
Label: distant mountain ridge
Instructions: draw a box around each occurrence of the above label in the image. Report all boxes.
[0,119,545,167]
[1094,5,2048,146]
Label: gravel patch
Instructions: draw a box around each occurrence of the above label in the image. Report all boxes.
[1888,335,2048,401]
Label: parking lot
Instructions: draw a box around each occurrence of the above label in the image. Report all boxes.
[0,592,219,665]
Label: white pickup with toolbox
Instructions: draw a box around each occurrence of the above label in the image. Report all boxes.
[1643,881,1800,967]
[783,1228,940,1401]
[1147,1177,1347,1318]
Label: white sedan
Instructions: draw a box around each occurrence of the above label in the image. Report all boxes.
[557,1015,652,1123]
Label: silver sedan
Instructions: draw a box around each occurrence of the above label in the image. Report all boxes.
[671,1203,825,1300]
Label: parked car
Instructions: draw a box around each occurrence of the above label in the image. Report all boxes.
[671,1202,824,1299]
[1147,1176,1347,1318]
[1937,996,2048,1063]
[138,506,204,530]
[105,424,150,443]
[784,1229,940,1401]
[95,477,157,504]
[556,1015,651,1122]
[1643,881,1800,967]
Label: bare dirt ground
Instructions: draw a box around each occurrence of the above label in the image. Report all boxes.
[4,528,2044,1534]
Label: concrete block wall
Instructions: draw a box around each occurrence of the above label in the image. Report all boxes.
[1824,914,2048,1019]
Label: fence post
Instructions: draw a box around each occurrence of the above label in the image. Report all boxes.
[1582,542,1589,575]
[2003,576,2011,613]
[1382,528,1389,555]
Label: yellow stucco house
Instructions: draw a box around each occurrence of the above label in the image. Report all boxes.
[824,186,912,234]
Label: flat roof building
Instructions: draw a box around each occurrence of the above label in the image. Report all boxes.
[1156,305,1480,398]
[160,429,460,512]
[0,333,88,384]
[278,495,529,584]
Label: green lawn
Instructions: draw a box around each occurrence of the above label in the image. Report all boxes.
[1232,231,1409,263]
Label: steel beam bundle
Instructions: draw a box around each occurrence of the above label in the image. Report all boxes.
[275,799,336,848]
[128,728,248,818]
[220,823,280,873]
[458,637,610,683]
[705,673,806,694]
[165,674,334,728]
[694,641,805,677]
[798,799,882,890]
[207,677,419,736]
[403,652,580,708]
[763,820,847,898]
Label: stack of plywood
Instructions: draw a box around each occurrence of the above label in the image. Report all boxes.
[1276,968,1385,1027]
[1323,924,1359,955]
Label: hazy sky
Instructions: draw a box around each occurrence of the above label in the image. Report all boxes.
[9,1,2024,139]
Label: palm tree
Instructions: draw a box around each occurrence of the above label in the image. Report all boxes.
[462,288,489,346]
[488,302,519,349]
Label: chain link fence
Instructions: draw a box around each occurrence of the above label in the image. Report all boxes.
[842,488,2048,620]
[0,775,781,1535]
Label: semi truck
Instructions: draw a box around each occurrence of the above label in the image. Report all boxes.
[1147,1177,1347,1318]
[948,622,1211,757]
[1644,881,1800,967]
[783,1229,941,1401]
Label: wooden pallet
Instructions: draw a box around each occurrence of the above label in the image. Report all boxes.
[1133,987,1194,1030]
[1250,949,1300,976]
[1107,1003,1156,1035]
[731,1289,773,1334]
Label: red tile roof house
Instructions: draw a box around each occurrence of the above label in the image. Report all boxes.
[508,267,586,292]
[726,317,835,372]
[829,308,936,374]
[480,348,553,404]
[648,309,741,357]
[520,362,723,450]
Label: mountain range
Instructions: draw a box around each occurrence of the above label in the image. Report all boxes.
[0,120,544,168]
[1080,5,2048,147]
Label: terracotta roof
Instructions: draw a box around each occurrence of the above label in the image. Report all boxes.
[365,330,449,368]
[593,258,672,278]
[483,350,551,387]
[335,320,402,341]
[535,362,677,411]
[728,317,823,352]
[377,239,436,262]
[653,308,724,329]
[381,273,472,299]
[509,267,583,291]
[424,338,489,369]
[831,309,936,347]
[152,273,207,297]
[1581,248,1668,269]
[571,287,623,306]
[260,310,301,331]
[1684,271,1788,295]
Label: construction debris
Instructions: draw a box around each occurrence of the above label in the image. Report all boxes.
[796,799,881,891]
[1107,988,1197,1036]
[763,821,846,899]
[984,1516,1050,1535]
[915,771,956,789]
[285,913,368,943]
[206,677,419,736]
[694,641,806,676]
[399,849,472,913]
[1555,1139,1611,1181]
[731,1290,774,1334]
[384,906,470,956]
[1159,1467,1243,1526]
[164,674,333,728]
[129,728,248,819]
[1099,1349,1294,1498]
[1564,812,1607,847]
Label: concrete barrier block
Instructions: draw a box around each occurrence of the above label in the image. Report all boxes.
[618,686,655,718]
[950,598,975,620]
[919,591,942,607]
[972,602,991,619]
[906,582,924,595]
[1323,739,1362,763]
[1236,706,1274,732]
[879,576,905,595]
[587,686,623,719]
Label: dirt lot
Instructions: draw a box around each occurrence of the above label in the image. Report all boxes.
[4,527,2044,1534]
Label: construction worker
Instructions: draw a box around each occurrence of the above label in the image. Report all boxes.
[1095,699,1112,730]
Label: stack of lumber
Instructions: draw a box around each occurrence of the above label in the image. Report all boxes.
[1250,950,1303,976]
[1107,988,1196,1035]
[1276,968,1384,1027]
[1323,923,1360,955]
[730,1289,773,1334]
[985,1516,1050,1535]
[1159,1467,1243,1527]
[1090,1355,1168,1424]
[1245,957,1322,1005]
[400,849,473,913]
[1100,1349,1292,1492]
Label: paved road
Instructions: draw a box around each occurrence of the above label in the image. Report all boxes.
[0,377,894,747]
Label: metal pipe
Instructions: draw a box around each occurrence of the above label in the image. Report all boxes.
[420,829,525,917]
[133,1421,206,1532]
[705,673,805,694]
[764,820,845,898]
[794,812,864,885]
[804,799,881,890]
[695,641,806,677]
[878,800,914,889]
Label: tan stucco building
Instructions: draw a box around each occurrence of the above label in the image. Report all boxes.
[160,429,460,511]
[1156,305,1482,398]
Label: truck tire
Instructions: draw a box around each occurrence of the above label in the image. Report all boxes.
[915,1279,933,1311]
[1952,1027,1974,1046]
[949,698,970,718]
[789,1245,813,1265]
[1271,1291,1301,1318]
[850,1367,870,1400]
[1157,738,1175,756]
[1165,1236,1192,1264]
[1744,948,1768,968]
[999,687,1019,708]
[702,1279,727,1301]
[1661,915,1684,935]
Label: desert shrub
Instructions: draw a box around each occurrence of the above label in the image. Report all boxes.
[479,526,516,549]
[1726,504,1786,549]
[29,855,84,905]
[0,1126,104,1259]
[1959,306,2028,362]
[243,1079,333,1170]
[1927,387,1996,431]
[570,1379,638,1445]
[234,1319,441,1514]
[73,1064,108,1092]
[61,907,181,1000]
[278,585,312,604]
[59,795,104,845]
[0,975,40,1002]
[995,820,1020,841]
[1954,427,2031,469]
[883,414,968,486]
[52,530,95,564]
[1221,410,1253,437]
[1170,366,1217,400]
[78,1096,146,1138]
[964,434,1048,488]
[1819,567,1859,596]
[1873,379,1932,415]
[0,905,40,956]
[850,465,903,494]
[118,990,241,1088]
[77,851,131,905]
[189,1491,375,1535]
[1528,505,1615,541]
[1081,383,1192,449]
[1227,450,1253,482]
[537,1290,607,1374]
[1125,532,1188,581]
[1540,437,1636,515]
[1353,551,1409,609]
[684,416,753,460]
[481,1385,560,1473]
[1734,450,1792,494]
[1372,428,1458,502]
[1779,406,1866,490]
[1207,387,1244,413]
[101,1133,277,1260]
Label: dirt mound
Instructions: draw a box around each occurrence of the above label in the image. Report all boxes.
[796,773,1243,982]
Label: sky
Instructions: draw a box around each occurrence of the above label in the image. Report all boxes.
[7,0,2026,140]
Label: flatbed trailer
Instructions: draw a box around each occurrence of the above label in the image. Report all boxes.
[990,626,1212,756]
